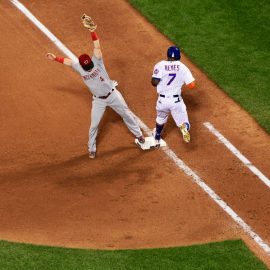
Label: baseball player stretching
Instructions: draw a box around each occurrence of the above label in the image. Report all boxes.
[152,46,196,147]
[47,15,145,158]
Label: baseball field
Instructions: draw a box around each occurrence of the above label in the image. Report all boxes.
[0,0,269,269]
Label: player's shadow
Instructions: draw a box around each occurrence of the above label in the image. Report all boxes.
[0,154,88,183]
[96,145,135,158]
[57,150,152,188]
[2,145,142,186]
[21,145,151,188]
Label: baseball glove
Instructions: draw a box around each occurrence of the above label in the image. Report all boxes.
[81,14,97,32]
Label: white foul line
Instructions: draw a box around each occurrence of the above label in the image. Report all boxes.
[10,0,77,62]
[133,117,270,255]
[204,122,270,189]
[10,0,270,256]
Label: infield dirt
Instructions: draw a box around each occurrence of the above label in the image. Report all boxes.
[0,0,269,266]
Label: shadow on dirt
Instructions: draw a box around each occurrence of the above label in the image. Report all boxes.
[0,145,152,188]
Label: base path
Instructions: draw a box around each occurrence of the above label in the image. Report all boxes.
[0,0,269,266]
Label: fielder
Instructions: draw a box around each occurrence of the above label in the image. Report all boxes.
[47,15,145,158]
[151,46,196,147]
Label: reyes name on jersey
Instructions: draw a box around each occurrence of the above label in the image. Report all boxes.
[152,60,194,96]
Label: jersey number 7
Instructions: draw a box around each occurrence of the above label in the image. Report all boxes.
[167,73,176,85]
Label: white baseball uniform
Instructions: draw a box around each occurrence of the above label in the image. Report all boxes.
[72,56,142,153]
[152,60,194,127]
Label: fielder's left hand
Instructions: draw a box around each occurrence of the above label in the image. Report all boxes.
[81,14,97,32]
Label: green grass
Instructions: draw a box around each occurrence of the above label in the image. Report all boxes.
[0,239,267,269]
[129,0,270,132]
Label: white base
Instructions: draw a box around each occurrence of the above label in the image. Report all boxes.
[135,136,167,150]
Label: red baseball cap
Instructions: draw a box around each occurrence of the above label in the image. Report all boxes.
[79,54,93,70]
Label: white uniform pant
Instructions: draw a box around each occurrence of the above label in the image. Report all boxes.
[156,96,189,127]
[88,89,142,152]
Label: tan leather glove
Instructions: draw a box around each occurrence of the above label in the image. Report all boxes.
[81,14,97,32]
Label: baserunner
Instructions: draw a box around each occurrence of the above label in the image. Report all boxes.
[151,46,196,147]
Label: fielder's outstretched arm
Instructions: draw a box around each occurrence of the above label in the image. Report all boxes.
[81,14,102,59]
[90,30,102,59]
[46,53,72,66]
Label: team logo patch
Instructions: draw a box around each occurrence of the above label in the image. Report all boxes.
[154,69,159,74]
[84,60,89,64]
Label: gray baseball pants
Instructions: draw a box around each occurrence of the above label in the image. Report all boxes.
[88,89,142,153]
